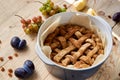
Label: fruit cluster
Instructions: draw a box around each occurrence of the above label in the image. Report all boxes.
[14,60,35,79]
[11,36,27,50]
[15,15,43,34]
[39,0,67,17]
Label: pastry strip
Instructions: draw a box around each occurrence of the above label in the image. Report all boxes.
[80,45,99,64]
[97,49,104,54]
[62,43,91,66]
[54,48,61,53]
[50,41,60,49]
[59,26,67,36]
[57,36,67,48]
[80,56,91,64]
[44,28,59,45]
[74,61,90,68]
[69,34,91,48]
[87,45,99,57]
[85,39,96,47]
[53,43,76,62]
[65,27,79,39]
[75,31,83,39]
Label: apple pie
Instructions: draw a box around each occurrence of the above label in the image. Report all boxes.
[44,24,104,68]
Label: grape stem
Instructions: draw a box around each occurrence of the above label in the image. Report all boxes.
[33,1,44,5]
[112,22,119,29]
[15,15,24,20]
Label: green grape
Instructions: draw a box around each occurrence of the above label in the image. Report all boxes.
[53,5,59,10]
[50,2,54,8]
[44,0,50,6]
[49,10,56,16]
[31,23,39,32]
[46,4,51,7]
[31,23,38,27]
[47,0,51,3]
[24,28,31,34]
[59,8,66,12]
[55,6,61,13]
[28,24,33,30]
[43,3,48,7]
[39,6,46,12]
[39,7,43,12]
[42,10,47,16]
[46,7,52,12]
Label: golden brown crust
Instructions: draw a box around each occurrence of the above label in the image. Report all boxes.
[53,43,76,62]
[44,28,59,45]
[57,36,67,48]
[44,24,104,68]
[61,43,91,66]
[74,60,90,68]
[85,39,96,47]
[75,31,83,39]
[69,34,91,48]
[87,45,99,57]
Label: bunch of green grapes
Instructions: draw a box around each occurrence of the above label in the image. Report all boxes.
[15,15,43,34]
[39,0,67,17]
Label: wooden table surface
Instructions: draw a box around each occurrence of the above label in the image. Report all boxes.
[0,0,120,80]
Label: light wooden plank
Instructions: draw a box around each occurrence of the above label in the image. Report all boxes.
[113,24,120,36]
[0,0,30,25]
[0,0,120,80]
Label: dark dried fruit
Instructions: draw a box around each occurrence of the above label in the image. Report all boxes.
[8,69,13,73]
[119,72,120,76]
[8,73,12,77]
[1,67,5,72]
[14,53,18,57]
[0,57,4,61]
[108,15,111,19]
[8,56,13,60]
[0,40,1,44]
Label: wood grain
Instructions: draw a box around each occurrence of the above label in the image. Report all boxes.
[0,0,120,80]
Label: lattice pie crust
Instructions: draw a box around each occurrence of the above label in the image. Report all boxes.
[44,24,104,68]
